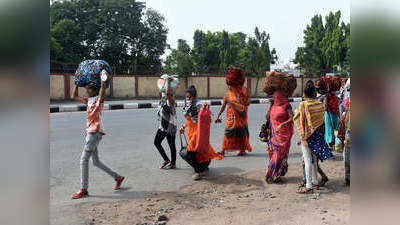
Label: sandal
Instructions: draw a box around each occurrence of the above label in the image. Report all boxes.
[265,176,274,184]
[297,187,314,194]
[312,184,320,190]
[273,177,282,184]
[298,181,306,188]
[160,160,170,169]
[164,164,176,170]
[319,177,329,187]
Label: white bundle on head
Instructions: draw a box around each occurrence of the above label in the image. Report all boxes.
[157,74,180,94]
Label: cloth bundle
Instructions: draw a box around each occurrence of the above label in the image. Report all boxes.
[316,76,342,93]
[157,74,180,94]
[226,67,245,87]
[263,71,297,97]
[74,60,112,89]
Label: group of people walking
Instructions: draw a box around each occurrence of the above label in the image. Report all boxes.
[70,62,350,199]
[261,72,350,194]
[154,68,252,180]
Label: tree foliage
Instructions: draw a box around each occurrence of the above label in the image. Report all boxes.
[163,27,277,77]
[50,0,168,74]
[294,11,350,76]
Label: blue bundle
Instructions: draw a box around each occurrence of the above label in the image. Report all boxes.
[74,60,112,89]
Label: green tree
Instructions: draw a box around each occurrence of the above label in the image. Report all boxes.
[50,0,167,74]
[164,27,277,83]
[239,27,277,95]
[50,18,88,63]
[192,30,207,74]
[229,32,247,67]
[50,36,63,61]
[163,39,194,76]
[294,11,350,76]
[219,30,231,73]
[140,9,169,74]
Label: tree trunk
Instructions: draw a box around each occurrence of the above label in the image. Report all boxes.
[254,75,260,97]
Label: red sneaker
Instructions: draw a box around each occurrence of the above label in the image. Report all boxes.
[114,176,125,190]
[71,189,88,199]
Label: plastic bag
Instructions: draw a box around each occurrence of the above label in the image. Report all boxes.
[157,74,180,94]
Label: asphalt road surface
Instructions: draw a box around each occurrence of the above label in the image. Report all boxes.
[50,103,301,225]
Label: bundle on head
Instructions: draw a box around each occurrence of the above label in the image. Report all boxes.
[315,79,327,95]
[74,60,112,89]
[317,76,342,92]
[226,67,245,87]
[263,71,297,97]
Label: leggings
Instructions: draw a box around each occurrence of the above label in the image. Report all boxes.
[154,129,176,165]
[186,151,211,173]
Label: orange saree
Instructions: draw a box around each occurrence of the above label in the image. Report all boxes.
[185,115,223,163]
[221,86,252,152]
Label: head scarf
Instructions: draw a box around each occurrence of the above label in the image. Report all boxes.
[226,67,245,87]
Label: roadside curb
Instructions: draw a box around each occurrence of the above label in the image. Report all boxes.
[50,97,303,113]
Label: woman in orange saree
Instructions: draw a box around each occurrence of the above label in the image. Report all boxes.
[215,68,252,156]
[180,86,223,180]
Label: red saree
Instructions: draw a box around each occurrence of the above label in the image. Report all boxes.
[266,91,294,181]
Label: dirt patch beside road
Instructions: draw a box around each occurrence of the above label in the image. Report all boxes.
[81,159,349,225]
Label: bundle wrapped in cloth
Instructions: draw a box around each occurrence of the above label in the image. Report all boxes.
[226,67,245,87]
[315,79,328,95]
[157,74,180,94]
[74,60,112,89]
[263,71,297,97]
[316,76,342,93]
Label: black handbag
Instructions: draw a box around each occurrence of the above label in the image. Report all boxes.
[179,133,196,168]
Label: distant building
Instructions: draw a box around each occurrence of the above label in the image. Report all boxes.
[271,59,302,77]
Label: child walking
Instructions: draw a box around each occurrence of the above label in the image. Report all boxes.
[71,79,124,199]
[294,81,333,194]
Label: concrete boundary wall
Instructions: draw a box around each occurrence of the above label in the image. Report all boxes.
[50,74,318,100]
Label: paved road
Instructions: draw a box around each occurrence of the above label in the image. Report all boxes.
[50,103,301,225]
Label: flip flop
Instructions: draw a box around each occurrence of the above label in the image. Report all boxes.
[297,187,314,194]
[164,164,176,170]
[160,161,170,169]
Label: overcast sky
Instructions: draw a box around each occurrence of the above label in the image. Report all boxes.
[144,0,350,63]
